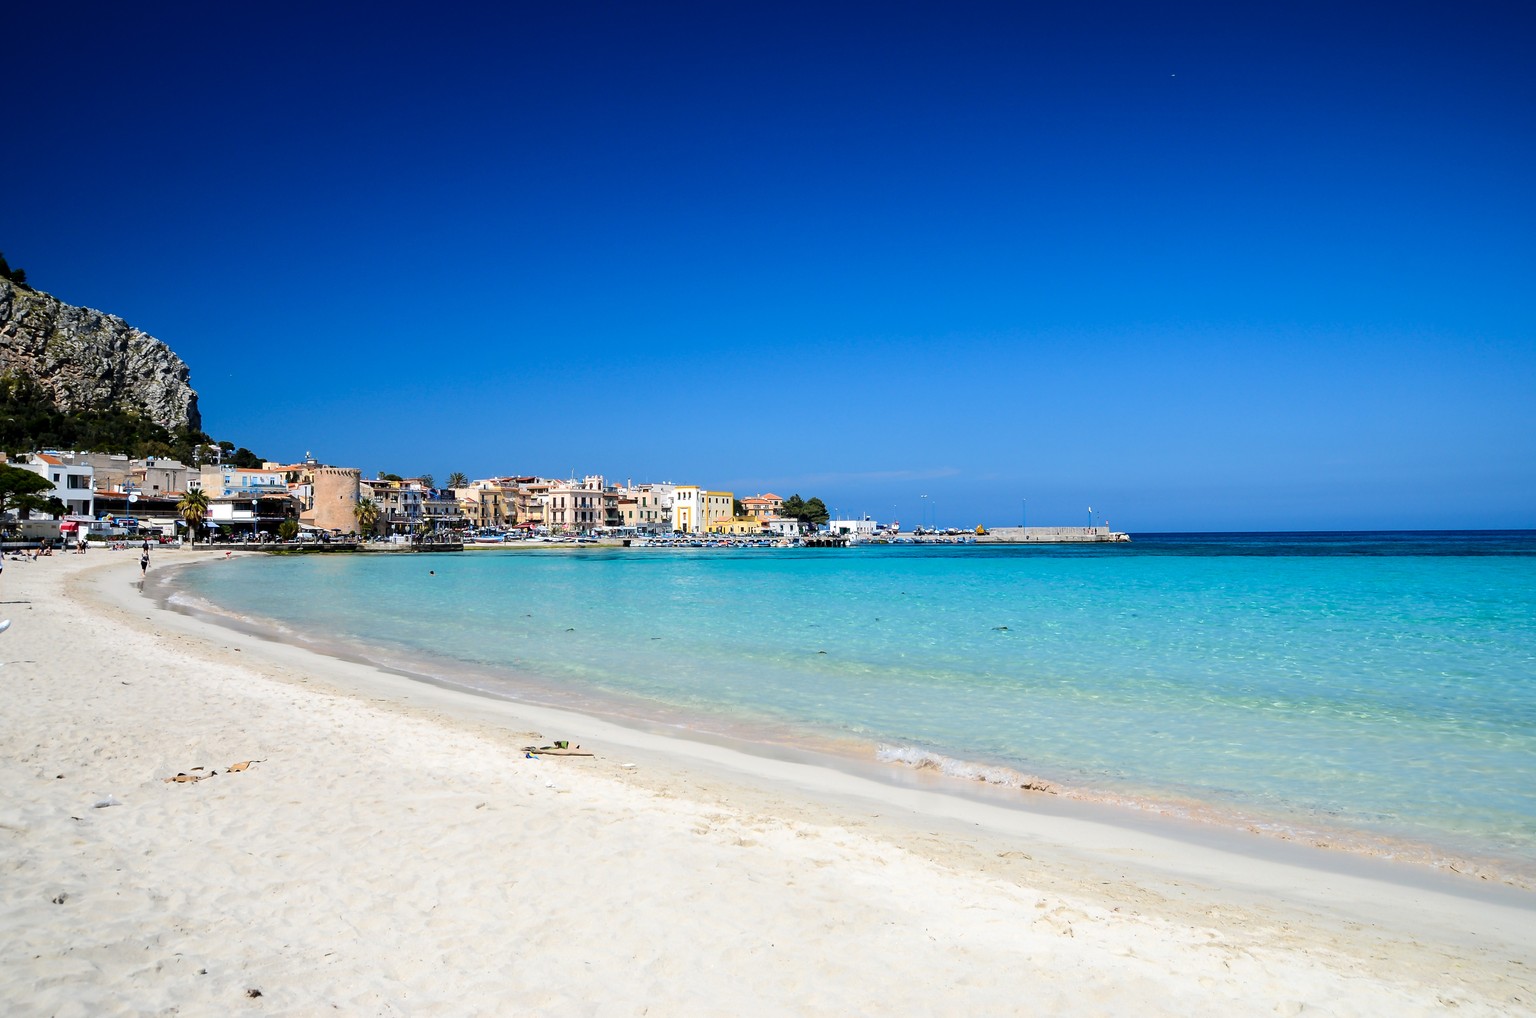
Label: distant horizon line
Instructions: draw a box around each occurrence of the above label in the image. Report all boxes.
[1111,528,1535,536]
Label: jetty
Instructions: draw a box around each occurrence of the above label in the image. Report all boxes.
[411,535,465,553]
[976,526,1130,544]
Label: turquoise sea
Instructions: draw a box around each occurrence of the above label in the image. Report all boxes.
[162,532,1536,883]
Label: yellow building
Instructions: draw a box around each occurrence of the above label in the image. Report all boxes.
[707,515,765,536]
[672,486,734,533]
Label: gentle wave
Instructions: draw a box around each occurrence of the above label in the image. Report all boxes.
[876,744,1061,793]
[876,741,1532,888]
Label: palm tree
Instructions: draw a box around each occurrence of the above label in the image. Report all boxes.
[446,471,469,488]
[353,496,380,538]
[177,488,210,542]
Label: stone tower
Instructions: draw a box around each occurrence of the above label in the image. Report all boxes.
[311,467,361,534]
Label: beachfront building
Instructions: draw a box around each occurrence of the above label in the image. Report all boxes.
[764,516,804,538]
[617,482,673,532]
[707,516,767,536]
[616,495,639,531]
[611,482,672,533]
[198,465,288,499]
[671,486,733,534]
[16,450,130,492]
[127,457,191,497]
[18,453,95,518]
[507,478,553,531]
[545,476,607,533]
[827,517,879,537]
[456,480,513,530]
[364,478,425,535]
[703,490,733,532]
[92,490,183,534]
[263,456,322,514]
[420,486,464,532]
[207,493,295,539]
[740,493,783,520]
[671,486,702,533]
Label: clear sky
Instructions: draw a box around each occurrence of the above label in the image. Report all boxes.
[5,2,1533,531]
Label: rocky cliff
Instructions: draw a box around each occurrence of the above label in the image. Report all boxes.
[0,278,200,434]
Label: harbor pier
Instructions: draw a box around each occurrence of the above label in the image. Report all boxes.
[977,526,1130,544]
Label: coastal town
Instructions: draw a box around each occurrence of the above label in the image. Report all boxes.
[4,449,1129,547]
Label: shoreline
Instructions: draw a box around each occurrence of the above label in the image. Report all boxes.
[154,549,1536,894]
[3,547,1532,1012]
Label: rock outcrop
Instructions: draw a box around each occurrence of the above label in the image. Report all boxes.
[0,278,200,434]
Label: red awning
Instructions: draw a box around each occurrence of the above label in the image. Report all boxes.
[60,521,79,532]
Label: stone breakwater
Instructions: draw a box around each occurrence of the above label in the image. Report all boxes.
[0,278,200,433]
[977,526,1131,543]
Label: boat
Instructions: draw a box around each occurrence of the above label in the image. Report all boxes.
[469,531,508,544]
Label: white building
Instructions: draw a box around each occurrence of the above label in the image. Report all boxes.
[764,516,803,538]
[827,517,879,537]
[20,453,94,518]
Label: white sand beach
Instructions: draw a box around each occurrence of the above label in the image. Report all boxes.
[1,548,1532,1015]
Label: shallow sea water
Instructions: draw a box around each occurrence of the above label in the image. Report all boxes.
[165,532,1536,881]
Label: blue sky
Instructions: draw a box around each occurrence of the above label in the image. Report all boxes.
[5,2,1533,530]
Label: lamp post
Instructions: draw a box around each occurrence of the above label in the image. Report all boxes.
[919,494,928,534]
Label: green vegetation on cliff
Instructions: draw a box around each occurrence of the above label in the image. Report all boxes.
[0,373,211,462]
[0,252,27,287]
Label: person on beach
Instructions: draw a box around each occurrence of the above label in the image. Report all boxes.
[140,546,150,578]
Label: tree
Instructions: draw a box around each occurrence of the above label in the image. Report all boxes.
[778,494,829,528]
[418,474,435,489]
[732,498,744,517]
[12,491,67,519]
[378,473,403,482]
[0,252,26,286]
[446,472,469,489]
[278,518,300,541]
[353,496,380,537]
[228,447,262,468]
[177,488,211,542]
[0,374,209,461]
[0,464,53,516]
